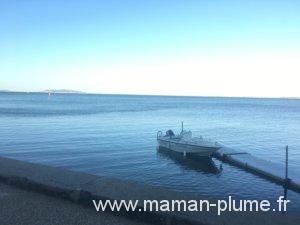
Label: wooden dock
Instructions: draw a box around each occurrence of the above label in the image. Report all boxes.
[213,146,300,193]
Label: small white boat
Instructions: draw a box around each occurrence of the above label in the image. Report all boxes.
[157,123,221,157]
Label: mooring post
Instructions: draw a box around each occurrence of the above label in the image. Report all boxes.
[181,121,183,133]
[285,145,288,180]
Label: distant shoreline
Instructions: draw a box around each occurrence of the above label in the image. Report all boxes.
[44,89,84,94]
[0,90,299,100]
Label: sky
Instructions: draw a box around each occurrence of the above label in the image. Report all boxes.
[0,0,300,97]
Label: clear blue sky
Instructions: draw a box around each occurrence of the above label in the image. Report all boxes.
[1,0,300,97]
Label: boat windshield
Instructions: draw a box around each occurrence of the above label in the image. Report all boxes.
[180,130,192,140]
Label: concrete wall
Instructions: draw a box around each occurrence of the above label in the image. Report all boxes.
[0,156,299,225]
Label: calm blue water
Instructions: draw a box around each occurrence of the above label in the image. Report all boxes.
[0,92,299,211]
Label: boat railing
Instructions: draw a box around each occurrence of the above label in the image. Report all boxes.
[157,131,163,139]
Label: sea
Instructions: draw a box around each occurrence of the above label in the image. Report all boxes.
[0,92,299,212]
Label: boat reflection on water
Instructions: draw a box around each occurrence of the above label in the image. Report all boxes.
[157,147,221,175]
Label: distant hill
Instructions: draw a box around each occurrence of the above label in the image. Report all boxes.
[44,89,84,94]
[0,89,11,92]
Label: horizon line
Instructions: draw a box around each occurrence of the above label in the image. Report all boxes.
[0,90,299,100]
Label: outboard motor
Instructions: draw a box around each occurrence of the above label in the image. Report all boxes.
[166,129,175,137]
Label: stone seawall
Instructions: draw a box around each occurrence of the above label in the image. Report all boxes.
[0,156,299,225]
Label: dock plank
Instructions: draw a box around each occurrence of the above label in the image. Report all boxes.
[213,147,300,192]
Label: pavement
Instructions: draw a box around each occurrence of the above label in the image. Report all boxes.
[0,182,149,225]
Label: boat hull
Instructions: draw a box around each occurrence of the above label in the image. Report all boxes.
[158,138,218,156]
